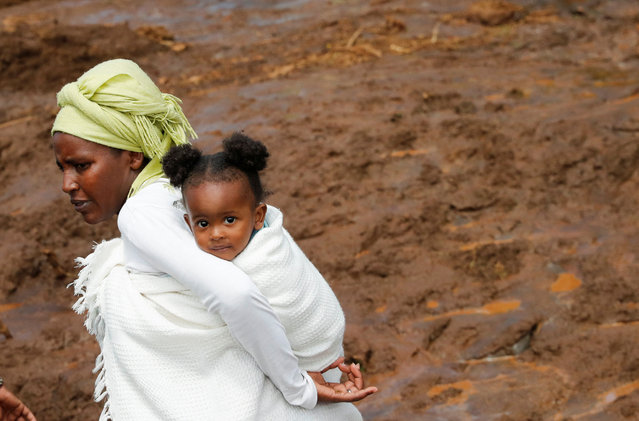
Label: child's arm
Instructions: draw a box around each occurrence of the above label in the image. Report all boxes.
[119,199,317,408]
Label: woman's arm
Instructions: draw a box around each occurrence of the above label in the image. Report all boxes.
[118,195,317,408]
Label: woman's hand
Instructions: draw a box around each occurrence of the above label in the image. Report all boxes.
[0,386,37,421]
[308,358,378,403]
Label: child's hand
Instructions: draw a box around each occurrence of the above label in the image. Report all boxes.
[309,361,378,403]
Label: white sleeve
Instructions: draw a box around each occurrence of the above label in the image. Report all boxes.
[118,199,318,409]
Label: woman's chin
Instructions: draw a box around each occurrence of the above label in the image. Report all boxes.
[80,211,108,225]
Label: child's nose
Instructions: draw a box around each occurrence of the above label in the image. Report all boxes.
[210,226,224,240]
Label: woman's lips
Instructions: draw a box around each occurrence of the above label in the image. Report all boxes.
[71,199,90,212]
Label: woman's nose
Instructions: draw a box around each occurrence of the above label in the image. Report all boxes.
[62,172,79,193]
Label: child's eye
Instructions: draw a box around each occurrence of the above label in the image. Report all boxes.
[196,220,209,228]
[224,216,236,224]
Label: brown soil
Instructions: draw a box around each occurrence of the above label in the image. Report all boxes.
[2,0,639,419]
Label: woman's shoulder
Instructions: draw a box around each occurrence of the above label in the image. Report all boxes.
[124,179,181,211]
[118,179,184,231]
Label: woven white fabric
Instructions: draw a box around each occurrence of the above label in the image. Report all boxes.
[117,180,317,409]
[72,237,361,421]
[234,206,346,372]
[118,179,317,408]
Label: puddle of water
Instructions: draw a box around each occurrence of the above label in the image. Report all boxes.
[1,302,69,341]
[464,355,572,384]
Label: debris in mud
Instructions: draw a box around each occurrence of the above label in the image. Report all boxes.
[452,241,527,282]
[417,92,462,113]
[0,318,12,339]
[382,16,406,34]
[454,100,477,114]
[464,0,526,26]
[136,25,188,52]
[422,318,451,350]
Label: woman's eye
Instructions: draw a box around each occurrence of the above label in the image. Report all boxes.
[224,216,236,224]
[196,220,208,228]
[75,163,90,171]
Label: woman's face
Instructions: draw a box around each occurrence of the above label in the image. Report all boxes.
[52,132,144,224]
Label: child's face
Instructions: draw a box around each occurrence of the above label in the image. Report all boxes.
[183,179,266,261]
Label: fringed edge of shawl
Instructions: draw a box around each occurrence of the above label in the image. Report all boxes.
[69,239,122,421]
[71,245,106,340]
[95,352,113,421]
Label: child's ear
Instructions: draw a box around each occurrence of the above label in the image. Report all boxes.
[183,214,194,233]
[254,203,267,230]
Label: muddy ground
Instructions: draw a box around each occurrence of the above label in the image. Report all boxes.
[2,0,639,419]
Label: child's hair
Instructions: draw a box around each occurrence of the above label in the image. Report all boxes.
[162,132,269,206]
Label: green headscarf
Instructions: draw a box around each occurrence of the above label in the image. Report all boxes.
[51,58,197,196]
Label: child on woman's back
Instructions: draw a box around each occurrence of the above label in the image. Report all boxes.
[162,133,351,382]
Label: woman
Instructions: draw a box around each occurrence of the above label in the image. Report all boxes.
[52,59,374,420]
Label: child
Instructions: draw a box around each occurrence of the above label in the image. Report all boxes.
[162,133,348,378]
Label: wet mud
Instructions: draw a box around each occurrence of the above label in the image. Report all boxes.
[2,0,639,419]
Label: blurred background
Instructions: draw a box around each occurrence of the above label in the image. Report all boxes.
[1,0,639,419]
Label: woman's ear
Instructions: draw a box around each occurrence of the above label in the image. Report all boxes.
[129,151,146,171]
[254,203,267,230]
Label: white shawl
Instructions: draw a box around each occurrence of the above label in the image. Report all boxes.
[71,208,360,421]
[233,206,346,373]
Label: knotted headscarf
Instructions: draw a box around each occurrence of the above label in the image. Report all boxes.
[52,59,197,196]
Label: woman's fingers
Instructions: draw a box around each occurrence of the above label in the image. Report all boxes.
[346,386,377,401]
[352,363,365,390]
[321,357,345,373]
[317,383,378,402]
[22,406,37,421]
[314,362,378,403]
[341,362,364,390]
[9,403,27,421]
[332,383,348,394]
[338,362,357,377]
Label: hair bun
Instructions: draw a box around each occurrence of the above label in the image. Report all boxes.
[162,144,202,187]
[223,132,269,172]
